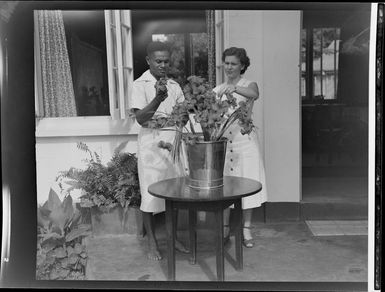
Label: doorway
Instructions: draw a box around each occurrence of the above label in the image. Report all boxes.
[300,7,370,221]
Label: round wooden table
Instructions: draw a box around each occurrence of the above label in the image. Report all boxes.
[148,176,262,281]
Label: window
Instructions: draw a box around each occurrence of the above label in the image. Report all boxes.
[34,9,210,136]
[301,27,341,102]
[104,10,133,119]
[34,10,132,121]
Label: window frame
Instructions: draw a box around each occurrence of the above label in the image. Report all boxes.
[35,9,138,138]
[214,10,229,86]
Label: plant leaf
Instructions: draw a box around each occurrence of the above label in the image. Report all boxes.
[65,227,91,242]
[54,247,67,258]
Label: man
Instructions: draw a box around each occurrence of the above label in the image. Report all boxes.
[130,41,189,260]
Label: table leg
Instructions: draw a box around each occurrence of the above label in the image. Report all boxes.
[234,199,243,270]
[215,205,224,281]
[189,209,197,265]
[165,200,175,281]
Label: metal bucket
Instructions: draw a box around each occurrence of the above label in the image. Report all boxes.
[186,138,228,189]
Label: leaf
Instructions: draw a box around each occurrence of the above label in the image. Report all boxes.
[74,242,83,254]
[60,257,69,268]
[45,188,62,211]
[54,247,67,258]
[41,237,65,252]
[37,207,52,228]
[114,141,128,155]
[41,231,63,241]
[36,254,46,266]
[70,209,82,227]
[66,246,74,256]
[65,228,91,243]
[59,268,70,278]
[49,269,61,280]
[64,180,81,188]
[79,258,87,266]
[45,253,56,265]
[68,253,79,265]
[77,142,89,153]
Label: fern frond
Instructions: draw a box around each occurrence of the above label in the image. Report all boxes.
[77,142,89,153]
[94,152,101,164]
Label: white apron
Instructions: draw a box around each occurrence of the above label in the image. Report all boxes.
[137,127,185,213]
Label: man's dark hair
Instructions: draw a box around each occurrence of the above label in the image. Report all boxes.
[146,41,171,56]
[222,47,251,74]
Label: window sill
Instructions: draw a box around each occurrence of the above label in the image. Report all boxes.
[35,116,140,138]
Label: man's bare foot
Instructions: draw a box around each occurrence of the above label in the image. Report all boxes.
[175,239,189,254]
[147,246,162,260]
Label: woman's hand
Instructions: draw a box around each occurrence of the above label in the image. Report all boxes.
[218,84,236,97]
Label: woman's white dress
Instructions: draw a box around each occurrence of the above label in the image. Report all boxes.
[214,78,267,209]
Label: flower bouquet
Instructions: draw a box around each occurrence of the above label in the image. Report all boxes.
[147,76,255,160]
[144,75,256,188]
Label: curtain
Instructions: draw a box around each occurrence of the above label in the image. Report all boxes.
[37,10,77,117]
[206,10,216,89]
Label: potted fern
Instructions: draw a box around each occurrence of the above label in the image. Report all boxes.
[57,142,142,236]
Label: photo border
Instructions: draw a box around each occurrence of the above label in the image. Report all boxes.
[1,1,381,291]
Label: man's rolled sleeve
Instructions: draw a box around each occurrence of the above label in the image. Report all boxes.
[130,82,147,110]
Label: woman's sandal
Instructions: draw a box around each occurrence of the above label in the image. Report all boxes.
[243,226,254,248]
[224,225,230,245]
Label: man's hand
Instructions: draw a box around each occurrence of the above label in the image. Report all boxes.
[155,78,168,101]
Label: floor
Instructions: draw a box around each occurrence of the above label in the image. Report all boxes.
[85,220,368,282]
[84,156,369,283]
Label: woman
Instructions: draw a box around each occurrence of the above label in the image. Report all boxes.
[214,47,267,248]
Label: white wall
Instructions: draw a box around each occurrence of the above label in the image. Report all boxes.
[227,10,301,202]
[36,10,302,205]
[226,10,265,157]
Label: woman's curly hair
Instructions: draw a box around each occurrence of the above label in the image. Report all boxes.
[222,47,250,74]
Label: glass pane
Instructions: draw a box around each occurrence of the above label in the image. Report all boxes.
[121,26,128,67]
[301,29,307,100]
[111,27,117,66]
[61,10,110,116]
[191,33,208,81]
[220,25,225,83]
[152,33,186,84]
[120,10,130,25]
[333,28,340,99]
[315,27,341,100]
[113,69,119,109]
[313,28,322,100]
[123,68,129,104]
[110,10,115,26]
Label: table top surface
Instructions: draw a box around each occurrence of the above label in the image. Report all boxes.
[148,176,262,202]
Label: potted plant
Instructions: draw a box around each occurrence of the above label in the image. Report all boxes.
[37,189,91,280]
[145,75,255,189]
[56,142,142,236]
